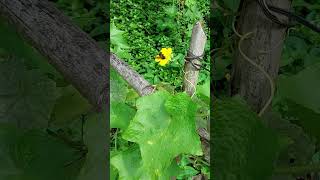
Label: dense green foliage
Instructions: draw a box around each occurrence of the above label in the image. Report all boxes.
[110,0,210,88]
[213,0,320,179]
[0,0,108,179]
[213,98,279,180]
[110,0,210,179]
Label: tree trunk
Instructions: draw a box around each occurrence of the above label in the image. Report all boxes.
[230,0,291,113]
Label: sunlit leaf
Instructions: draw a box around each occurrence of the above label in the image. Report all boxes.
[123,91,202,178]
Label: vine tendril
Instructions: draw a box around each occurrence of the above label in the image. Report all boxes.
[232,19,275,117]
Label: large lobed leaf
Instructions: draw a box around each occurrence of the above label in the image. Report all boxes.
[111,147,182,180]
[110,148,144,180]
[50,85,92,127]
[277,62,320,114]
[77,112,108,180]
[279,99,320,143]
[0,57,58,129]
[110,68,128,103]
[212,97,279,180]
[0,123,81,180]
[122,91,202,178]
[110,68,136,130]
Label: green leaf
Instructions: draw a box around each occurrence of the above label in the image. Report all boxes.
[0,123,81,180]
[281,36,308,67]
[277,62,320,113]
[164,5,178,18]
[123,91,202,178]
[0,20,43,62]
[13,130,81,180]
[213,97,279,180]
[263,112,315,167]
[178,155,192,167]
[154,82,175,94]
[89,24,107,37]
[176,166,198,179]
[111,147,144,180]
[110,23,131,58]
[111,147,181,180]
[196,79,210,99]
[110,102,136,130]
[110,165,118,180]
[305,48,320,67]
[50,85,92,127]
[110,68,134,130]
[110,23,130,50]
[185,0,197,7]
[0,57,58,129]
[281,99,320,142]
[0,124,21,180]
[110,68,128,103]
[78,112,107,180]
[224,0,240,12]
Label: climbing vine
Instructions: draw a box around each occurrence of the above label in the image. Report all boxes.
[213,0,320,179]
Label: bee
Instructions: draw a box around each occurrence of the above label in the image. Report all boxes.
[158,52,166,59]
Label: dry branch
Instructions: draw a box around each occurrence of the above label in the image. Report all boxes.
[183,22,210,164]
[110,53,154,96]
[183,22,207,96]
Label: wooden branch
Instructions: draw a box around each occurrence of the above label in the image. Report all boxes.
[110,53,154,96]
[192,174,207,180]
[230,0,290,113]
[0,0,156,111]
[0,0,108,111]
[197,127,210,141]
[183,22,209,164]
[183,22,207,96]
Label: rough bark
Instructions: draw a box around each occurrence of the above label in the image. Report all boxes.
[182,22,209,163]
[198,127,210,162]
[192,174,207,180]
[110,53,154,96]
[0,0,159,111]
[231,0,291,113]
[183,22,207,96]
[0,0,108,111]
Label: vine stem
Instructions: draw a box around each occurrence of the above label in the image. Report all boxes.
[232,19,275,117]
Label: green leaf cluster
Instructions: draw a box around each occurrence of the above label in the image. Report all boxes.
[110,71,206,178]
[110,0,210,88]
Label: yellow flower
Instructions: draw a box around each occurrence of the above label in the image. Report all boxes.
[155,48,172,66]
